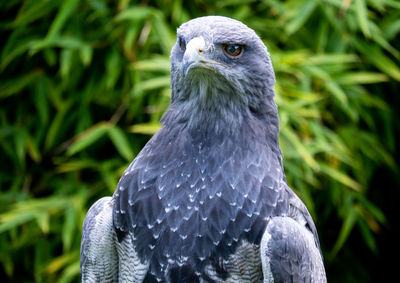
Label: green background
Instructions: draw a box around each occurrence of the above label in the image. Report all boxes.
[1,0,399,282]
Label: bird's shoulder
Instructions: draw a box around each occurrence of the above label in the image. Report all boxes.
[80,197,119,281]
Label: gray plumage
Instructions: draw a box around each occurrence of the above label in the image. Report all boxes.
[80,16,327,282]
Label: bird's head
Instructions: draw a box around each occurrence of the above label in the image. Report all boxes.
[166,16,279,136]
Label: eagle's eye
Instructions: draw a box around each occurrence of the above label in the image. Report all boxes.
[224,44,243,57]
[179,37,185,51]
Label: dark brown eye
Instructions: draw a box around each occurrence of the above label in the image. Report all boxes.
[179,37,185,51]
[224,44,243,57]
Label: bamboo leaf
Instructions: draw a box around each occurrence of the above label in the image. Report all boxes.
[0,198,71,233]
[14,129,26,168]
[44,100,73,151]
[11,0,57,27]
[105,46,122,90]
[128,123,161,135]
[1,37,39,70]
[46,0,80,39]
[29,36,90,55]
[58,260,80,283]
[35,212,50,234]
[354,39,400,81]
[114,6,154,22]
[319,163,362,191]
[285,1,317,35]
[66,122,111,156]
[131,57,170,72]
[152,12,175,53]
[0,212,36,234]
[0,71,42,99]
[355,0,371,38]
[107,126,134,161]
[44,252,78,275]
[307,54,359,65]
[280,128,319,170]
[26,135,41,163]
[62,207,76,252]
[334,72,388,85]
[358,216,377,253]
[330,208,358,258]
[55,159,98,173]
[132,76,170,95]
[79,46,93,66]
[60,49,74,80]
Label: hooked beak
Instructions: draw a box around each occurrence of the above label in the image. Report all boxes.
[182,36,231,76]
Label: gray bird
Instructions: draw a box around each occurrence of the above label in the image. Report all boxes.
[80,16,327,283]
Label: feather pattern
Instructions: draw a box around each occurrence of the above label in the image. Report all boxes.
[113,118,294,281]
[81,15,326,282]
[80,197,148,282]
[260,217,326,282]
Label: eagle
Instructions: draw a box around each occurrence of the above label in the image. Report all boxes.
[80,16,327,282]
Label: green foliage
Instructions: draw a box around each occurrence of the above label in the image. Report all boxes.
[0,0,399,282]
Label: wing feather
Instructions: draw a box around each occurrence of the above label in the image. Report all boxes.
[80,197,118,283]
[260,216,326,283]
[81,197,149,283]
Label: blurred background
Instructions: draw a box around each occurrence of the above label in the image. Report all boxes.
[1,0,399,282]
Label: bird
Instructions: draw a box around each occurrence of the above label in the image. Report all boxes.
[80,16,327,283]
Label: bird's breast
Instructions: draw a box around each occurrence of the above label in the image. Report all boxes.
[113,126,287,280]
